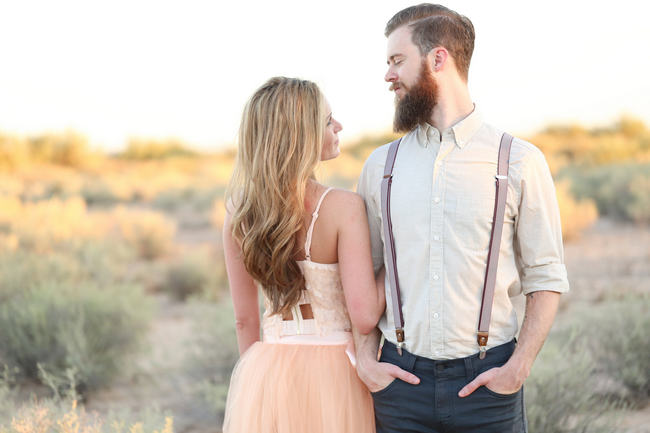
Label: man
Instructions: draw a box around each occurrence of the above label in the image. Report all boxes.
[355,4,570,432]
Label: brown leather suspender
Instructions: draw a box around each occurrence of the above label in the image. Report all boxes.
[381,133,514,358]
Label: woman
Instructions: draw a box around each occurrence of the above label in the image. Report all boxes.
[222,77,384,433]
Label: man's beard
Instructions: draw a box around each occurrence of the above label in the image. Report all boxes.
[393,59,438,133]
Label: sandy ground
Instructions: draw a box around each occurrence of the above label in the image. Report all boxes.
[82,218,649,432]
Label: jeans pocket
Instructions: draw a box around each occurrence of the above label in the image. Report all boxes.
[370,378,399,397]
[481,384,521,399]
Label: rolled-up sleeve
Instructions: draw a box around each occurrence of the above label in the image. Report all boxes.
[514,148,570,295]
[357,158,385,273]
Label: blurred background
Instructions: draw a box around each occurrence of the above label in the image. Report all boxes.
[0,0,648,432]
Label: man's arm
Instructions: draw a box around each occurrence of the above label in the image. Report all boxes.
[458,290,559,396]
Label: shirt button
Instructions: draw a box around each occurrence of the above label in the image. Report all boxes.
[433,313,439,319]
[434,197,440,203]
[433,274,439,280]
[434,235,440,241]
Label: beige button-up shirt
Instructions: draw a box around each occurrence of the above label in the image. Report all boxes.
[357,108,570,360]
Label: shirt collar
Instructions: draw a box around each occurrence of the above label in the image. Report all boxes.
[415,105,483,149]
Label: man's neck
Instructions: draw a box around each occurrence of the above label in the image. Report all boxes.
[429,79,474,132]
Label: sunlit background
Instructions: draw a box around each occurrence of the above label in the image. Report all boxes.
[0,1,648,432]
[2,0,650,151]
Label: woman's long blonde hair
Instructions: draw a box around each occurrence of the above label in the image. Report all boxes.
[226,77,325,317]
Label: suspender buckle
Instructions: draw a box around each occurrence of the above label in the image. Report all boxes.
[395,328,405,356]
[477,331,489,360]
[495,175,508,180]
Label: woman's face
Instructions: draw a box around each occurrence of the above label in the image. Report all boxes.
[321,99,343,161]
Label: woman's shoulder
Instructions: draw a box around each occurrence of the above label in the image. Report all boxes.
[317,187,365,219]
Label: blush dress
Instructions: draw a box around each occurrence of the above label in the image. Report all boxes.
[222,187,375,433]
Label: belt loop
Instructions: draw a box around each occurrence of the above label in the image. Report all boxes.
[463,357,475,381]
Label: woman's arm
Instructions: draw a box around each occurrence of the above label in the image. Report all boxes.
[223,210,260,355]
[337,192,386,334]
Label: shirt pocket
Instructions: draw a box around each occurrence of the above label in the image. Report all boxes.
[452,187,496,252]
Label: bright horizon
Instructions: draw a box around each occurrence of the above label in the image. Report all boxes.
[1,0,648,152]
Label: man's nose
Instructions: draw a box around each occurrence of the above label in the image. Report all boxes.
[385,67,397,83]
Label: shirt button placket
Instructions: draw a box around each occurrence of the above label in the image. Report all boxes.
[430,152,445,358]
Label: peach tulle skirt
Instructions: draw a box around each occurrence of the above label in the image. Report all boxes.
[222,341,375,433]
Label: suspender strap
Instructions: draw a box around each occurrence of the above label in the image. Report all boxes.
[477,132,514,359]
[380,138,404,355]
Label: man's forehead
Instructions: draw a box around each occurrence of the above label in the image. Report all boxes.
[386,25,416,56]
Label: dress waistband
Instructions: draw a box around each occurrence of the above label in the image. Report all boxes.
[264,330,352,346]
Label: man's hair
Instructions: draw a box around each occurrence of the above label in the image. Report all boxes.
[385,4,475,81]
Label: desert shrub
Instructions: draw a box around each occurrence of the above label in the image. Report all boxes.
[120,140,197,160]
[575,294,650,406]
[0,282,151,395]
[561,163,650,223]
[0,241,136,302]
[112,207,176,260]
[0,196,112,253]
[80,179,121,206]
[183,301,238,423]
[163,256,210,301]
[0,391,174,433]
[153,186,223,214]
[526,329,616,433]
[160,248,229,302]
[555,180,598,240]
[526,293,649,431]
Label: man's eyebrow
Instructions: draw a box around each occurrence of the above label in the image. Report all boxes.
[387,54,405,64]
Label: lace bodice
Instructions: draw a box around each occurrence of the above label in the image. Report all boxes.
[261,188,353,342]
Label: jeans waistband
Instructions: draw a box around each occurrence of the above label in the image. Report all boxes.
[381,339,516,379]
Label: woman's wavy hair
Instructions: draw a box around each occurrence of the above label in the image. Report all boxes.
[226,77,325,317]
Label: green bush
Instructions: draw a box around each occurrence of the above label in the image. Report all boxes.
[0,282,151,395]
[163,256,210,301]
[576,294,650,406]
[526,329,616,433]
[0,241,136,300]
[561,163,650,223]
[152,186,223,213]
[526,293,649,431]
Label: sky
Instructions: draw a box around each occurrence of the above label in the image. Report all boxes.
[1,0,649,152]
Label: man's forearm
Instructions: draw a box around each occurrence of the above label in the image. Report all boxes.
[353,326,381,370]
[508,290,561,379]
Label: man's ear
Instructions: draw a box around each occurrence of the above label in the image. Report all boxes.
[428,47,448,72]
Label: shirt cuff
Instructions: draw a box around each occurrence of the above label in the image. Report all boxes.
[520,263,570,295]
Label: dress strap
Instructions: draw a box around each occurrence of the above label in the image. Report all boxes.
[304,187,334,261]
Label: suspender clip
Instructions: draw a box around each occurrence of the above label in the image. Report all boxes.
[477,331,489,360]
[395,328,405,356]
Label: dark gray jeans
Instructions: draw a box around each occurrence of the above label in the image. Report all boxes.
[372,339,527,433]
